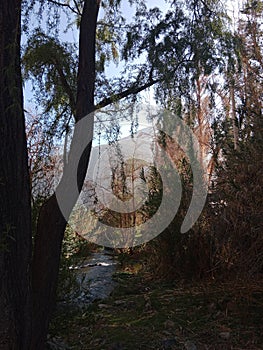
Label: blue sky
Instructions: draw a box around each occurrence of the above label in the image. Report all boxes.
[23,0,240,143]
[23,0,170,144]
[22,0,170,109]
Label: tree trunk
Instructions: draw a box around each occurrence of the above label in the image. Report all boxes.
[230,82,238,150]
[0,0,32,349]
[30,1,100,348]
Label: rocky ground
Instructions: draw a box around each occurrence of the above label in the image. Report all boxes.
[49,255,263,350]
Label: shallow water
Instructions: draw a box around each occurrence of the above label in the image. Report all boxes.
[70,250,118,307]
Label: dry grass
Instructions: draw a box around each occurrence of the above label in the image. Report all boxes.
[50,267,263,350]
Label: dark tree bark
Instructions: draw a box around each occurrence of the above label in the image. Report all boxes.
[0,0,32,349]
[30,1,100,348]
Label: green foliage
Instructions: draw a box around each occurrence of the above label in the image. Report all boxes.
[57,225,93,302]
[23,29,77,119]
[96,1,126,72]
[122,0,231,109]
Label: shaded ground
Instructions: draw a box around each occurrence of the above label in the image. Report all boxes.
[50,260,263,350]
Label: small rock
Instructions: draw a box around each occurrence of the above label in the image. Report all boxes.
[208,302,216,311]
[145,301,152,310]
[46,335,70,350]
[114,300,126,305]
[162,338,177,349]
[184,340,197,350]
[98,303,111,309]
[109,342,124,350]
[219,331,230,340]
[164,320,175,329]
[163,330,172,336]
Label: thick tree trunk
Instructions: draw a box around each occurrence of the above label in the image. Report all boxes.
[0,1,32,349]
[30,1,100,348]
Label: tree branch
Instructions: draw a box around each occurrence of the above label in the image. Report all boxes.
[52,57,76,115]
[95,57,190,110]
[47,0,80,15]
[72,0,82,16]
[95,78,158,110]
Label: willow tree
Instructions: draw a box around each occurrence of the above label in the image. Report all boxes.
[24,0,157,347]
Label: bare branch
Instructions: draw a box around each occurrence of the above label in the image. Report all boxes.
[95,58,189,110]
[95,79,158,110]
[72,0,82,16]
[47,0,80,15]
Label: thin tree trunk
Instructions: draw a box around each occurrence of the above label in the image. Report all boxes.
[230,83,238,150]
[0,0,32,348]
[30,1,100,348]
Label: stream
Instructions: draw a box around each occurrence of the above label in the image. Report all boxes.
[48,250,118,349]
[67,249,118,308]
